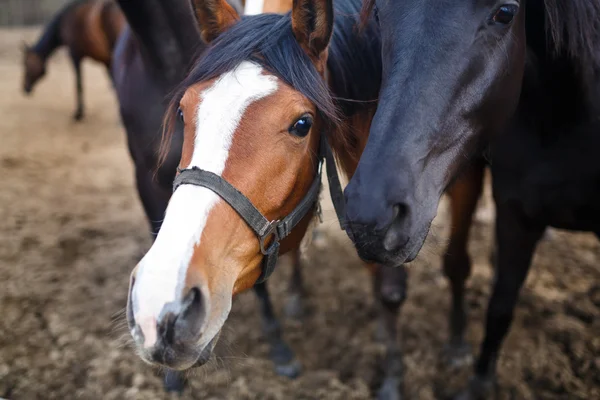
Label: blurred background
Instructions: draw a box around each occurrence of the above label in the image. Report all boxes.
[1,0,70,26]
[0,1,599,399]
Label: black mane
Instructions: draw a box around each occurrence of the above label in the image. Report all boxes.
[543,0,600,71]
[165,0,380,137]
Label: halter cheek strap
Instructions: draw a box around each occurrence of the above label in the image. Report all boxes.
[172,133,346,283]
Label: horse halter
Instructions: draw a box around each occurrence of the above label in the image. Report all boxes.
[172,134,346,284]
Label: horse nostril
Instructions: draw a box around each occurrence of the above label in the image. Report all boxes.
[172,287,205,344]
[382,203,410,252]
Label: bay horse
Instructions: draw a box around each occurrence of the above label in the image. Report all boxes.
[21,0,125,120]
[126,0,408,398]
[359,0,600,398]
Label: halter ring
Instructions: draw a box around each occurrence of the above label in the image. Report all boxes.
[259,220,281,255]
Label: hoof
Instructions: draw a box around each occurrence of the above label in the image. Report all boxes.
[284,292,304,320]
[274,358,303,378]
[270,340,302,378]
[378,377,402,400]
[163,369,185,393]
[443,341,473,368]
[454,375,495,400]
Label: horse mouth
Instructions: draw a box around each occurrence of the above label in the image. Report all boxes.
[134,328,222,371]
[351,223,430,266]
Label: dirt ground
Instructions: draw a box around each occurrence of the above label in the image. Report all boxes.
[0,27,599,400]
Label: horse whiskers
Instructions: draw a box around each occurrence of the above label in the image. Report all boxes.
[112,332,136,350]
[109,308,130,336]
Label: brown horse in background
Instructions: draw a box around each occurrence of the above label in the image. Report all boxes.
[22,0,125,120]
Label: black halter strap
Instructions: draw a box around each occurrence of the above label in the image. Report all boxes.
[172,133,346,283]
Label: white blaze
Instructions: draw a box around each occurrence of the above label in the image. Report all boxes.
[244,0,265,15]
[132,62,278,347]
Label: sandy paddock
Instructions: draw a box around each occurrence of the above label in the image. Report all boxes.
[0,28,598,400]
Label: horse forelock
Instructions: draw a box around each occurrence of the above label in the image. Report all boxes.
[159,11,349,168]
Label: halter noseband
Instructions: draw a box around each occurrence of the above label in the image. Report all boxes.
[172,133,346,283]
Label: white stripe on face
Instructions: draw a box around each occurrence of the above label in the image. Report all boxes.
[132,62,278,348]
[244,0,265,15]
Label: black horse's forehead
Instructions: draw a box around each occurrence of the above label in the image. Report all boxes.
[373,0,522,57]
[375,0,517,21]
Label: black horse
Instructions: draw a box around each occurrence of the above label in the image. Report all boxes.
[352,0,599,398]
[345,0,525,265]
[462,1,600,398]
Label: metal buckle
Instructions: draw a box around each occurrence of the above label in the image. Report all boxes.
[259,220,280,255]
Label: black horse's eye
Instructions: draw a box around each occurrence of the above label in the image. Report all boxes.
[177,108,184,123]
[289,115,313,137]
[492,4,518,25]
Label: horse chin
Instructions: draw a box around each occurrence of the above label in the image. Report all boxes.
[354,223,430,266]
[192,331,221,368]
[398,223,430,265]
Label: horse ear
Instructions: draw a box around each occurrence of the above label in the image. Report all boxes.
[291,0,334,62]
[192,0,241,43]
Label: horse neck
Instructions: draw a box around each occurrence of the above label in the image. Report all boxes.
[31,11,64,60]
[329,105,377,179]
[116,0,205,86]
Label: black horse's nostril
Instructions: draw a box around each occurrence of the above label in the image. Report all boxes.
[382,203,411,252]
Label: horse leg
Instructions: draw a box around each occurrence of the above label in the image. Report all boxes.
[284,248,305,319]
[442,162,484,366]
[69,51,84,121]
[457,203,544,399]
[254,281,302,378]
[373,264,407,400]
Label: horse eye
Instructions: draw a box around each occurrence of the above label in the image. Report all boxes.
[177,108,184,123]
[289,115,313,137]
[492,4,518,25]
